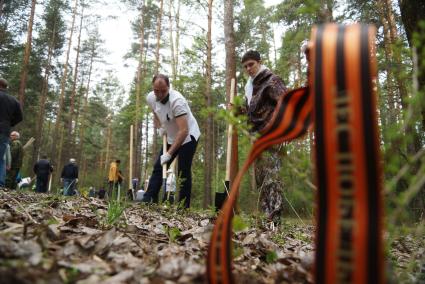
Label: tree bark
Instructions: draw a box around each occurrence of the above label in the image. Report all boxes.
[18,0,37,108]
[152,0,164,161]
[77,42,95,164]
[67,6,84,148]
[52,0,78,165]
[169,0,176,81]
[399,0,425,133]
[223,0,238,187]
[203,0,213,208]
[33,17,58,169]
[135,1,146,181]
[175,0,181,76]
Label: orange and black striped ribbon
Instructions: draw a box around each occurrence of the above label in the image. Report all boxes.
[207,23,383,284]
[311,24,383,284]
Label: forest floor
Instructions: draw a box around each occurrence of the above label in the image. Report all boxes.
[0,190,423,284]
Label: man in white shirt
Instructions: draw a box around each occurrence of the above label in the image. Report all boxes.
[142,74,200,208]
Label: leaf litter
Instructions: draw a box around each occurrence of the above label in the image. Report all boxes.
[0,191,421,283]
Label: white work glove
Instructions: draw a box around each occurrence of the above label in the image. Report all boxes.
[158,128,166,136]
[160,153,172,165]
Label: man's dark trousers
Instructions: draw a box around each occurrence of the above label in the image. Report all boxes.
[143,135,198,208]
[36,175,49,193]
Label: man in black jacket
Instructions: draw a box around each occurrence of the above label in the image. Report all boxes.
[61,158,79,196]
[0,78,23,189]
[33,156,53,193]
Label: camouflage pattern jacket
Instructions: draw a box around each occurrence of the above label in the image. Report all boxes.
[245,69,287,133]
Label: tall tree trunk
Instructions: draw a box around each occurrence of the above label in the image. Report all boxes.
[203,0,213,208]
[381,10,398,124]
[223,0,238,187]
[381,0,421,154]
[18,0,37,108]
[33,18,58,169]
[154,0,164,74]
[143,108,150,182]
[175,0,181,76]
[104,124,112,174]
[77,43,95,164]
[399,0,425,133]
[134,1,146,181]
[169,0,176,81]
[52,0,78,165]
[73,72,86,151]
[67,6,84,147]
[152,0,164,161]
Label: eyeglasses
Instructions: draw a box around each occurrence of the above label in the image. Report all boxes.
[243,62,255,69]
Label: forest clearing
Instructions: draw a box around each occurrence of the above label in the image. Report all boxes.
[1,0,425,283]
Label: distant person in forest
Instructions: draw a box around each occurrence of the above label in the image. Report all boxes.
[6,131,24,189]
[142,74,200,208]
[33,155,53,193]
[240,50,288,225]
[108,159,121,198]
[0,78,23,190]
[61,158,79,196]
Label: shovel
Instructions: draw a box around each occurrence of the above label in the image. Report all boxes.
[215,78,237,211]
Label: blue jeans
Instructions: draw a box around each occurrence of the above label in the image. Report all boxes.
[63,178,76,196]
[0,135,9,187]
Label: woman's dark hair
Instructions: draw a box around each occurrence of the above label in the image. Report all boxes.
[241,50,261,63]
[152,74,170,87]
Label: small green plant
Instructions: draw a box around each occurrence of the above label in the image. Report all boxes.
[106,200,127,225]
[232,242,244,259]
[165,225,182,242]
[232,215,249,232]
[63,267,80,284]
[265,251,278,264]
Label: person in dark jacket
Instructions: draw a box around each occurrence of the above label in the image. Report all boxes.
[61,158,79,196]
[33,155,53,193]
[6,131,24,189]
[0,78,23,189]
[241,50,288,225]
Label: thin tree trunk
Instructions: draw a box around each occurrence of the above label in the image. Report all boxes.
[77,43,95,164]
[175,0,181,76]
[152,0,164,160]
[104,124,112,173]
[143,108,150,182]
[73,72,86,153]
[154,0,163,74]
[203,0,213,208]
[67,6,84,142]
[135,1,146,181]
[18,0,37,108]
[223,0,238,186]
[52,0,78,165]
[381,0,420,154]
[33,19,57,169]
[56,127,65,183]
[169,0,176,81]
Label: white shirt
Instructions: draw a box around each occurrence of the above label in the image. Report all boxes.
[244,65,267,105]
[147,89,201,145]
